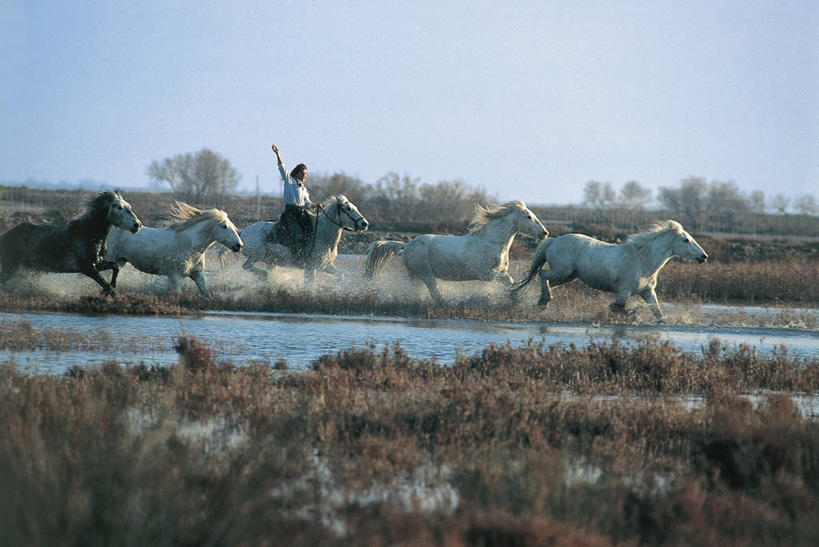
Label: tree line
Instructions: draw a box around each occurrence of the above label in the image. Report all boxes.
[146,148,816,221]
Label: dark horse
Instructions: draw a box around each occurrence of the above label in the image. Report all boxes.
[0,190,142,296]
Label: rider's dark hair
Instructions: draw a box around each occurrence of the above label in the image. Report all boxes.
[290,163,307,180]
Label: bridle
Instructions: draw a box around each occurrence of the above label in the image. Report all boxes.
[318,198,365,232]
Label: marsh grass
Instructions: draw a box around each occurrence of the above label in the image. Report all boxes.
[1,336,818,545]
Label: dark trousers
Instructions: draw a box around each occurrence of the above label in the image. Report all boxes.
[279,205,314,258]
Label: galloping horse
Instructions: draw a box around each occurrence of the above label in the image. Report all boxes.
[100,202,243,296]
[511,220,708,319]
[364,201,548,303]
[236,194,369,283]
[0,190,142,296]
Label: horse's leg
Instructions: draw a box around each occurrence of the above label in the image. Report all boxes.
[0,257,20,285]
[420,274,444,304]
[323,263,344,282]
[639,287,663,320]
[494,272,517,303]
[166,274,182,294]
[190,270,210,297]
[84,267,116,297]
[96,260,120,288]
[609,290,633,317]
[536,269,575,306]
[242,257,269,279]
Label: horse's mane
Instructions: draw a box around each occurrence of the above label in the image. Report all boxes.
[67,190,123,231]
[467,201,527,233]
[75,190,121,222]
[626,220,683,256]
[167,202,229,231]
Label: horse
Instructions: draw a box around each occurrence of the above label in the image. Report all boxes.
[364,200,548,303]
[235,195,369,283]
[99,202,243,297]
[511,220,708,320]
[0,190,142,296]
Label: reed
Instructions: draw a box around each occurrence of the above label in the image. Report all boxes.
[0,337,817,545]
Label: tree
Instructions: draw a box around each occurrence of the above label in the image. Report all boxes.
[707,180,749,222]
[618,181,652,209]
[307,172,367,204]
[794,194,818,215]
[770,193,790,215]
[147,148,240,201]
[658,176,708,228]
[749,191,766,213]
[582,180,616,209]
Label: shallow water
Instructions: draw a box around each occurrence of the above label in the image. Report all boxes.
[1,309,816,374]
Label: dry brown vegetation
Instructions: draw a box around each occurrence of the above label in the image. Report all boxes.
[0,336,817,545]
[1,187,817,544]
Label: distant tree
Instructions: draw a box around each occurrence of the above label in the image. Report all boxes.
[707,180,749,222]
[419,179,490,221]
[373,173,422,204]
[618,181,652,209]
[582,180,616,209]
[307,172,367,204]
[794,194,818,215]
[147,148,240,201]
[770,193,790,215]
[749,191,766,213]
[658,176,708,228]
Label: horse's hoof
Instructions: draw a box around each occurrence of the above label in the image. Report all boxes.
[537,298,551,307]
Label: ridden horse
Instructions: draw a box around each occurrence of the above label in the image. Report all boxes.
[511,220,708,319]
[99,202,243,297]
[236,194,369,283]
[364,201,548,303]
[0,190,142,295]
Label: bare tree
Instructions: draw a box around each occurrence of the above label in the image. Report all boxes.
[658,176,708,228]
[307,172,367,204]
[707,180,749,222]
[770,193,790,215]
[147,148,240,201]
[749,191,766,213]
[618,181,652,209]
[582,180,616,209]
[794,194,818,215]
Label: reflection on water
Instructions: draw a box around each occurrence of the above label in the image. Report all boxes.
[0,310,817,374]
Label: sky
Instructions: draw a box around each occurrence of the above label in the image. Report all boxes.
[1,0,817,206]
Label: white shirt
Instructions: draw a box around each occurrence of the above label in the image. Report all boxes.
[278,161,313,208]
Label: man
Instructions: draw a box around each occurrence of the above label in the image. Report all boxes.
[272,144,322,261]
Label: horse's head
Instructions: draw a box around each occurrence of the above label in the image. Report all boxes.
[326,195,369,232]
[213,212,244,253]
[668,221,708,263]
[514,202,548,240]
[105,191,142,233]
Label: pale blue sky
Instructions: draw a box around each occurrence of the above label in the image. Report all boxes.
[1,0,817,205]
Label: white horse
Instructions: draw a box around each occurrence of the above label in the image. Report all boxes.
[100,202,243,296]
[364,200,548,303]
[236,194,369,283]
[511,220,708,319]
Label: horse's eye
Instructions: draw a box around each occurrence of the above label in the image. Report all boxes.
[117,205,123,210]
[682,237,690,243]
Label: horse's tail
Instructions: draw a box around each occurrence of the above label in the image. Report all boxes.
[511,238,552,293]
[363,240,405,279]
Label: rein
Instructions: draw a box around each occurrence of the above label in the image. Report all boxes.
[318,200,360,231]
